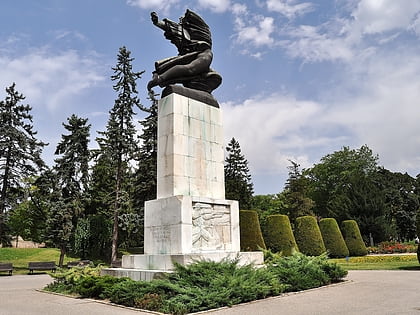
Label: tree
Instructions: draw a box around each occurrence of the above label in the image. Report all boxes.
[224,138,254,209]
[47,114,91,266]
[96,46,144,263]
[282,160,314,224]
[305,145,389,242]
[379,169,419,241]
[133,91,158,212]
[0,83,46,246]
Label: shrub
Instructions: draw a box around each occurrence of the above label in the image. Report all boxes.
[319,218,349,258]
[264,215,298,256]
[341,220,367,256]
[294,216,326,256]
[265,251,347,291]
[239,210,266,251]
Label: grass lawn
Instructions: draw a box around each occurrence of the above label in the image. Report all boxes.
[330,254,420,270]
[0,248,79,275]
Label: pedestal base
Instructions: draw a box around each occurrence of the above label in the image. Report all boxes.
[101,251,264,281]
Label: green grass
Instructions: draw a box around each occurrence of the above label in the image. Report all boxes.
[0,248,79,275]
[330,254,420,270]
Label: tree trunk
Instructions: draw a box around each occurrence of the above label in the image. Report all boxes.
[59,245,66,267]
[0,146,12,245]
[111,160,122,264]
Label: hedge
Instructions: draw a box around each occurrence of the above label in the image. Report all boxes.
[294,216,326,256]
[239,210,266,251]
[264,215,298,256]
[319,218,349,258]
[341,220,367,256]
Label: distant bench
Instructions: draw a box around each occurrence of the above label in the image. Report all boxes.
[67,260,92,268]
[28,261,56,274]
[0,263,13,275]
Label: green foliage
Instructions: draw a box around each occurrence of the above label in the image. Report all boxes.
[294,216,326,256]
[0,83,46,246]
[319,218,349,258]
[251,194,286,227]
[265,251,347,291]
[95,46,144,262]
[282,160,315,224]
[73,218,91,259]
[239,210,266,251]
[331,254,418,270]
[133,91,158,213]
[379,169,419,241]
[263,215,298,256]
[305,145,392,242]
[225,138,254,209]
[45,255,348,314]
[341,220,367,256]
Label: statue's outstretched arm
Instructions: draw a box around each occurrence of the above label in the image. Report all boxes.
[151,12,168,31]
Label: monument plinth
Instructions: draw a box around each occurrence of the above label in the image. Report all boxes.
[102,92,263,281]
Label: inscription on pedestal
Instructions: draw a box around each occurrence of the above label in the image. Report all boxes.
[151,226,171,244]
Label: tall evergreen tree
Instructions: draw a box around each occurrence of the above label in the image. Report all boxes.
[224,138,254,209]
[96,46,144,263]
[282,160,314,224]
[134,91,158,208]
[47,114,91,266]
[0,83,46,246]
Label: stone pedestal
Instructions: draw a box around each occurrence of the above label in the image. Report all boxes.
[102,92,263,281]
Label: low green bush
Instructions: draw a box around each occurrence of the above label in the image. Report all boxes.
[341,220,367,256]
[294,216,326,256]
[45,255,347,314]
[239,210,266,251]
[264,215,298,256]
[319,218,349,258]
[265,251,347,291]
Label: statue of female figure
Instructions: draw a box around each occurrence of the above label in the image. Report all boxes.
[147,10,222,95]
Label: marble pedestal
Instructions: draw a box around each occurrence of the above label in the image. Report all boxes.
[102,92,263,281]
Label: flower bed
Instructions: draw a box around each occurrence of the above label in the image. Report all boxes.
[367,242,417,254]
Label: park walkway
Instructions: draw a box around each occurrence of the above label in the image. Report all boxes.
[1,270,420,314]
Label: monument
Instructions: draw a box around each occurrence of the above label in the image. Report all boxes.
[102,10,263,281]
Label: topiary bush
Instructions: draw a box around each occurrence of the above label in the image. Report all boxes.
[319,218,349,258]
[239,210,266,251]
[294,216,326,256]
[264,215,298,256]
[341,220,367,256]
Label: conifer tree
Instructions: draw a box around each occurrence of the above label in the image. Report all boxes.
[224,138,254,209]
[0,83,46,246]
[96,46,144,263]
[134,91,158,209]
[282,160,314,224]
[47,114,91,266]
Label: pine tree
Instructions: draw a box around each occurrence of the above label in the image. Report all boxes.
[134,91,158,209]
[0,83,46,246]
[224,138,254,209]
[282,160,314,224]
[96,46,144,263]
[48,114,91,266]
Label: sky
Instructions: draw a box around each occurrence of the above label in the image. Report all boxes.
[1,0,420,195]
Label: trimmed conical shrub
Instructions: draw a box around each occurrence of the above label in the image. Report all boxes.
[239,210,266,251]
[294,216,326,256]
[264,215,298,256]
[319,218,349,258]
[341,220,367,256]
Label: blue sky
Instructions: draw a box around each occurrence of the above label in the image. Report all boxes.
[1,0,420,195]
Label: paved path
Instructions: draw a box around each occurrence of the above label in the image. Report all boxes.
[1,270,420,314]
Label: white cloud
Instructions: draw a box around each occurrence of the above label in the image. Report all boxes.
[198,0,230,13]
[126,0,179,14]
[0,48,105,111]
[234,15,276,47]
[266,0,314,19]
[352,0,420,35]
[222,94,325,175]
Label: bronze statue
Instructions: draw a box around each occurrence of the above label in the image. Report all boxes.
[147,10,222,98]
